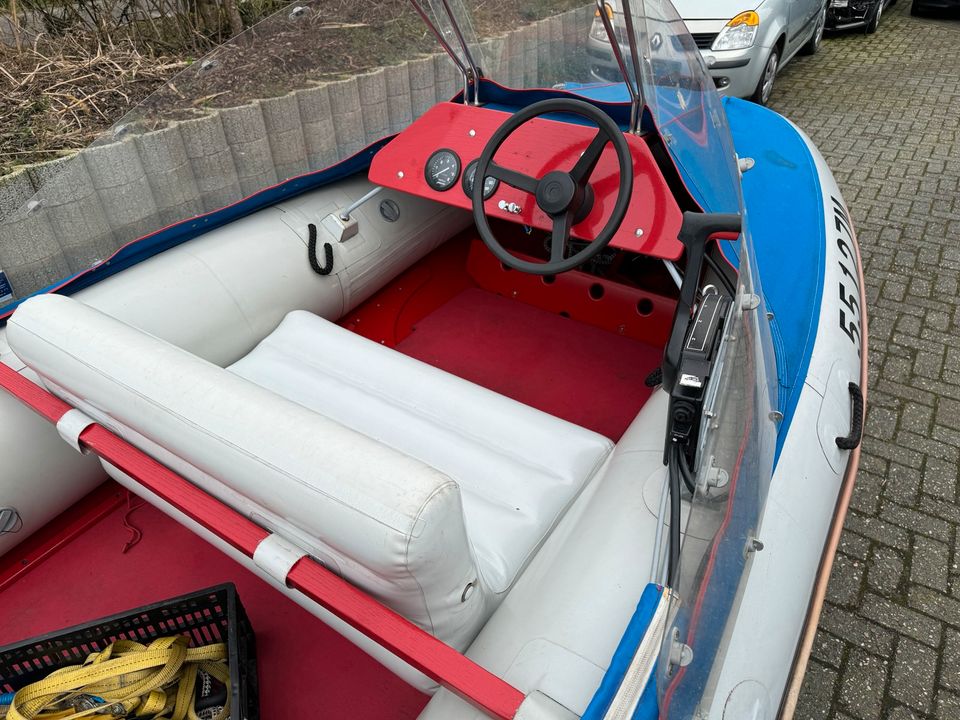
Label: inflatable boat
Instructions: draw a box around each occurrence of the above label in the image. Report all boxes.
[0,1,867,718]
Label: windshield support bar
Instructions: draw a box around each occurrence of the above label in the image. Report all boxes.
[437,0,483,104]
[618,0,646,133]
[595,0,640,115]
[407,0,472,102]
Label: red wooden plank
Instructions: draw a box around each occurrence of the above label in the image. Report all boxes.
[0,362,70,423]
[0,362,524,719]
[78,426,268,558]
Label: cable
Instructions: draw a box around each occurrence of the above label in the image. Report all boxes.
[667,446,682,588]
[678,448,696,495]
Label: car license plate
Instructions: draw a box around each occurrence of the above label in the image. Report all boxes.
[831,0,848,7]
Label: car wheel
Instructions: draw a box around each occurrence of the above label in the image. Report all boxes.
[867,0,883,32]
[751,47,779,105]
[910,0,924,14]
[801,4,827,55]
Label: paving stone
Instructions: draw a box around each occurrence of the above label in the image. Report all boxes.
[923,457,959,502]
[218,103,277,196]
[798,661,839,720]
[911,535,951,593]
[851,472,884,515]
[829,554,867,607]
[34,153,116,269]
[135,125,203,225]
[297,84,338,171]
[936,397,960,432]
[839,531,873,562]
[936,690,960,720]
[885,707,923,720]
[83,139,160,245]
[356,70,390,144]
[327,78,366,160]
[838,649,888,719]
[260,94,309,181]
[383,62,413,134]
[880,501,953,543]
[890,638,937,713]
[902,402,934,436]
[860,593,942,648]
[178,114,241,212]
[819,604,895,657]
[813,630,848,669]
[0,205,68,298]
[0,168,35,223]
[909,586,960,630]
[845,511,910,551]
[942,629,960,692]
[867,544,905,597]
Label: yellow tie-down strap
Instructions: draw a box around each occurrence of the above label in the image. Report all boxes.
[2,636,230,720]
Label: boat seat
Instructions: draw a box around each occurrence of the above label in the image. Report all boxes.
[7,295,613,656]
[229,310,613,595]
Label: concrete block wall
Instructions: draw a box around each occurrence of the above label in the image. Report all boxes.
[0,6,594,301]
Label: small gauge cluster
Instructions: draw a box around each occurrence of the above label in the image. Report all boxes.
[423,149,499,200]
[462,160,499,201]
[424,149,461,192]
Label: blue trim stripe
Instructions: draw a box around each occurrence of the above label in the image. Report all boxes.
[582,583,663,720]
[724,98,826,464]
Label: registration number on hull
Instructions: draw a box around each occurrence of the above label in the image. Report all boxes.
[833,196,862,358]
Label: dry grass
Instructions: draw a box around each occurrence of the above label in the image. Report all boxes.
[0,35,186,173]
[0,0,587,176]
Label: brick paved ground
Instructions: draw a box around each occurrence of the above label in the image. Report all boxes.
[769,3,960,719]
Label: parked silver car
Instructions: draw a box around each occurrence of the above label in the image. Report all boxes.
[588,0,827,104]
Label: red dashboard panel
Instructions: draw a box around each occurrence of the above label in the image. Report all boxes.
[369,102,684,261]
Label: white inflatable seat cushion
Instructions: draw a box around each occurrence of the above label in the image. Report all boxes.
[418,392,672,719]
[229,310,615,595]
[6,295,485,649]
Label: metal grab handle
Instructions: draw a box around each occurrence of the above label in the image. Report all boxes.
[835,382,864,450]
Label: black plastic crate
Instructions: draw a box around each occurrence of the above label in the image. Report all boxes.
[0,583,258,720]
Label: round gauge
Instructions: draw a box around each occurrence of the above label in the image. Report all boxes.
[424,149,461,192]
[462,159,500,201]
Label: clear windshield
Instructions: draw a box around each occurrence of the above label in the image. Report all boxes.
[476,0,743,212]
[634,0,743,212]
[656,232,779,717]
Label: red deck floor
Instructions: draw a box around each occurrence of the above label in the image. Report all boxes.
[0,499,430,719]
[397,288,661,440]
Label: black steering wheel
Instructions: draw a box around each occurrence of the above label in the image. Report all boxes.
[472,98,634,275]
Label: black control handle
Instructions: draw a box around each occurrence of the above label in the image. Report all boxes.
[836,381,864,450]
[662,211,742,391]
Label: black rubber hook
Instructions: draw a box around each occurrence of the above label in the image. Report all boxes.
[308,223,334,276]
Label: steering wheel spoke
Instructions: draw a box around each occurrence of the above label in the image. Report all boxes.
[550,211,574,262]
[570,130,610,185]
[488,162,539,194]
[471,98,633,276]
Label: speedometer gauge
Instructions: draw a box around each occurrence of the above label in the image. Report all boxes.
[462,159,500,201]
[424,149,461,192]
